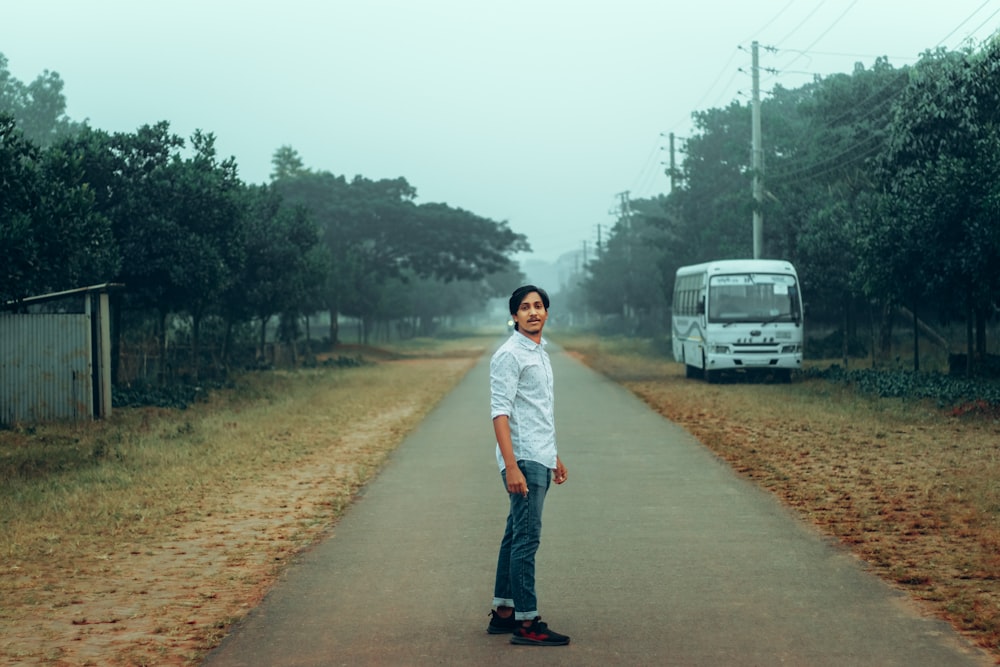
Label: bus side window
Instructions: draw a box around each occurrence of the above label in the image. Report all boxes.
[696,294,705,315]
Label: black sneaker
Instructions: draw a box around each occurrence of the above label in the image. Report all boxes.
[510,617,570,646]
[487,610,518,634]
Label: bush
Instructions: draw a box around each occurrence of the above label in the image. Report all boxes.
[321,355,365,368]
[800,365,1000,409]
[112,381,212,410]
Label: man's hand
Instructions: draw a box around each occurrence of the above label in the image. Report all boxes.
[506,466,529,496]
[553,457,568,485]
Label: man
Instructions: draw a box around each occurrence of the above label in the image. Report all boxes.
[486,285,570,646]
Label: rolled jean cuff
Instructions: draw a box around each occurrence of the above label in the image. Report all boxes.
[515,610,538,621]
[492,597,515,609]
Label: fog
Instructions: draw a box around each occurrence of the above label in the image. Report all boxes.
[2,0,997,266]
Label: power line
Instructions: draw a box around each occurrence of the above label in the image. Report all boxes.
[633,2,1000,208]
[964,5,1000,42]
[630,137,665,197]
[770,0,860,75]
[775,48,921,61]
[660,1,801,139]
[768,133,885,185]
[935,0,995,46]
[764,1,1000,183]
[771,0,831,47]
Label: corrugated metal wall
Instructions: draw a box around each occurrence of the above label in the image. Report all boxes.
[0,312,94,423]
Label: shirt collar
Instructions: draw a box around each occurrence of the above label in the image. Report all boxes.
[513,330,546,349]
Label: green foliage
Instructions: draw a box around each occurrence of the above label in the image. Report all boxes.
[876,42,1000,329]
[583,39,1000,375]
[0,114,118,301]
[3,54,527,387]
[112,381,211,410]
[321,355,366,368]
[272,159,529,343]
[800,365,1000,408]
[583,195,673,335]
[0,53,82,147]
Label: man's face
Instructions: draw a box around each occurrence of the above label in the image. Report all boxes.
[513,291,547,336]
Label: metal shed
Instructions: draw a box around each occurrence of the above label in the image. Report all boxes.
[1,284,119,423]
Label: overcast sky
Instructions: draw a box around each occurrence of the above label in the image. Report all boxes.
[3,1,999,262]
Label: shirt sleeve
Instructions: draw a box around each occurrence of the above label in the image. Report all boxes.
[489,349,519,420]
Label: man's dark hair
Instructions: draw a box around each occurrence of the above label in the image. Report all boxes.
[509,285,550,330]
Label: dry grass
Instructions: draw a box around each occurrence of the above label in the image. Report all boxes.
[7,330,1000,663]
[0,336,490,666]
[559,333,1000,659]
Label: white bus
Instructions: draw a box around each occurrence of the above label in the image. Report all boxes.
[671,259,803,382]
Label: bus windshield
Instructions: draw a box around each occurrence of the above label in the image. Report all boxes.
[708,273,799,324]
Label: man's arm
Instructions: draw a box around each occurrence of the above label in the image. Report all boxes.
[493,415,527,495]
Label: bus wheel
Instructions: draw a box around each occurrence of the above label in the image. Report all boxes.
[685,364,698,379]
[776,369,792,383]
[704,368,719,383]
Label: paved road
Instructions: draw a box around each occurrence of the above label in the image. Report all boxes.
[202,340,991,666]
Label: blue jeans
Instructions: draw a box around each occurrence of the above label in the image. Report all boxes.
[492,460,551,621]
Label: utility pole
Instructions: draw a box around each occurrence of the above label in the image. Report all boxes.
[617,191,632,226]
[616,191,634,322]
[669,132,677,193]
[617,191,632,260]
[751,40,764,259]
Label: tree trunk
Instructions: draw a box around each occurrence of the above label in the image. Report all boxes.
[157,308,168,386]
[966,297,974,378]
[896,306,950,353]
[846,294,858,342]
[868,301,877,369]
[221,315,233,370]
[258,315,270,362]
[191,313,201,383]
[841,291,850,370]
[975,306,987,360]
[111,291,123,385]
[328,307,340,347]
[877,300,893,367]
[302,315,313,362]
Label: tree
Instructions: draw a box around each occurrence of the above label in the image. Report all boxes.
[222,185,330,363]
[271,149,529,345]
[408,202,530,281]
[670,101,754,263]
[68,122,245,381]
[878,44,1000,373]
[0,53,82,148]
[270,145,306,181]
[767,60,909,364]
[0,114,117,303]
[583,196,673,335]
[166,131,247,378]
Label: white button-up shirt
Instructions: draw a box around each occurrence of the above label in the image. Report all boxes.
[490,331,557,471]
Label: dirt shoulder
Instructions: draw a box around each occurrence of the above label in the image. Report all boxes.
[6,337,1000,664]
[0,352,480,666]
[564,344,1000,660]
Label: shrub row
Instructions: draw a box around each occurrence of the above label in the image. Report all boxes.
[801,365,1000,410]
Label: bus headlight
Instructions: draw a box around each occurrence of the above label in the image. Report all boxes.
[780,344,802,354]
[712,345,730,354]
